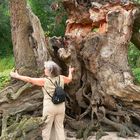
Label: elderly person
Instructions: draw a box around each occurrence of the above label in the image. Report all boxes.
[10,60,74,140]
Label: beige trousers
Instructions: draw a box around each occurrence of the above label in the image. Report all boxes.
[42,99,65,140]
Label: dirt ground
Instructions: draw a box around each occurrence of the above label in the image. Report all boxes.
[65,129,140,140]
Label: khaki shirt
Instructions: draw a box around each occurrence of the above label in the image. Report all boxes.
[42,75,64,101]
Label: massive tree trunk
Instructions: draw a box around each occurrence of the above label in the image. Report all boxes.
[0,0,49,139]
[9,0,37,75]
[0,0,140,140]
[61,1,140,139]
[10,0,50,74]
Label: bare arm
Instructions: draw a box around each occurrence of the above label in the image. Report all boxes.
[10,71,45,86]
[62,66,74,84]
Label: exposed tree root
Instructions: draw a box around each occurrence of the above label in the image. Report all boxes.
[96,129,108,140]
[7,83,33,100]
[0,81,43,139]
[1,1,140,140]
[0,117,43,140]
[101,117,135,138]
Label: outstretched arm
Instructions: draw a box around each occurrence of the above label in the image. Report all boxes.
[10,71,45,86]
[62,66,74,84]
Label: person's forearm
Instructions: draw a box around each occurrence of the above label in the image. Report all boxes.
[63,67,74,84]
[15,75,32,83]
[11,72,45,86]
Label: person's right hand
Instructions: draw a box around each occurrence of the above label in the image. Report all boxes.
[10,71,19,78]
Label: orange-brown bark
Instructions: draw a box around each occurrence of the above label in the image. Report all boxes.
[64,1,135,43]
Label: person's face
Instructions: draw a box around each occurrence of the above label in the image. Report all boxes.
[44,68,49,76]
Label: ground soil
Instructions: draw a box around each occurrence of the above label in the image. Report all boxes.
[65,129,140,140]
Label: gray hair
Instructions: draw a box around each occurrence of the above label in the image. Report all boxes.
[44,60,61,77]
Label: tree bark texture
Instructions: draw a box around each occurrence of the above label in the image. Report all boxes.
[9,0,37,75]
[0,0,140,140]
[9,0,50,75]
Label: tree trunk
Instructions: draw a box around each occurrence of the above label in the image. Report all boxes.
[9,0,37,75]
[0,0,140,140]
[0,0,49,139]
[9,0,50,75]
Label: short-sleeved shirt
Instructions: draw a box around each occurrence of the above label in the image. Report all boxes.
[42,75,64,101]
[42,75,65,117]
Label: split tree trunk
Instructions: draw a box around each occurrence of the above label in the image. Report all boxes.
[60,1,140,138]
[0,0,140,140]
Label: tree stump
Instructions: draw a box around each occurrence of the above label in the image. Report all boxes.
[0,0,140,140]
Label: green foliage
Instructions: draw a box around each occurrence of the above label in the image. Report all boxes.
[128,43,140,84]
[0,56,14,89]
[133,0,140,4]
[0,0,14,89]
[132,68,140,83]
[0,0,13,57]
[128,43,140,69]
[92,28,99,32]
[0,56,14,72]
[0,69,11,90]
[28,0,67,36]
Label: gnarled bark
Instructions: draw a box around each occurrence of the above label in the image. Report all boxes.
[0,0,140,140]
[61,0,140,139]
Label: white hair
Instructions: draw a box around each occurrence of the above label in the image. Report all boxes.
[44,60,61,77]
